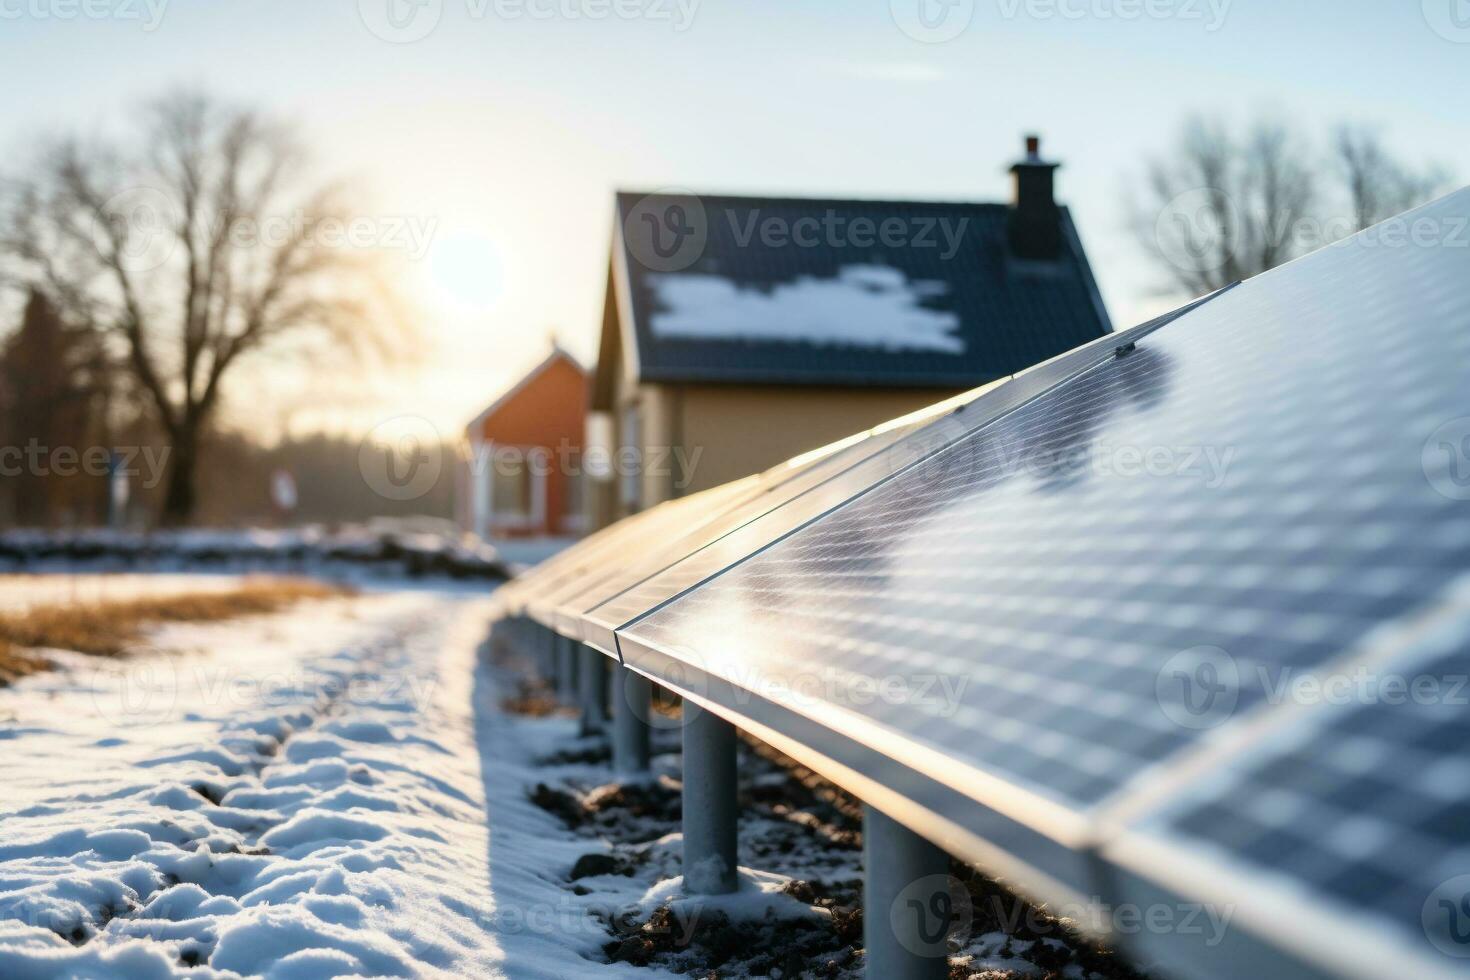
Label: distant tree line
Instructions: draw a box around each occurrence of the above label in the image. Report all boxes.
[0,290,116,525]
[1131,115,1454,297]
[0,289,453,528]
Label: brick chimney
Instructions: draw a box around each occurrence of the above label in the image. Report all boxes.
[1008,134,1062,260]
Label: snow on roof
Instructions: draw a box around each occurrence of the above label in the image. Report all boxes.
[647,265,965,354]
[609,192,1113,390]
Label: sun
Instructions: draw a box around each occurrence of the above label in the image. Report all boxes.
[423,229,505,313]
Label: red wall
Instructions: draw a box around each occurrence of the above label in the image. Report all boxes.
[471,354,587,536]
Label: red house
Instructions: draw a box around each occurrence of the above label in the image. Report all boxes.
[460,345,588,540]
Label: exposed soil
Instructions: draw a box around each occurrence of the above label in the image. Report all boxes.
[501,648,1150,979]
[605,898,860,978]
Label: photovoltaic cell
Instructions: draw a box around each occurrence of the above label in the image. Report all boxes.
[575,410,975,651]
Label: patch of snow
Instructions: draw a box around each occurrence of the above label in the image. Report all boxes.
[636,869,824,922]
[648,264,965,354]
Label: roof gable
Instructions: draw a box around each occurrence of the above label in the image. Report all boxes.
[468,347,586,437]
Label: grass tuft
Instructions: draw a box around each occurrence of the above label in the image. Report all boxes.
[0,639,47,685]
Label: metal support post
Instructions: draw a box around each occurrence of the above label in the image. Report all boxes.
[863,805,952,980]
[612,665,652,773]
[578,643,609,735]
[555,634,578,703]
[682,707,738,894]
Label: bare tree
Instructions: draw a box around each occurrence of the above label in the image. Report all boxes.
[1333,124,1451,230]
[0,91,409,524]
[1132,114,1453,299]
[1131,116,1315,296]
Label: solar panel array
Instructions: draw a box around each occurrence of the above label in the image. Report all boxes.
[500,189,1470,980]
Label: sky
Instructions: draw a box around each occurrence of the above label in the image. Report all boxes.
[0,0,1465,442]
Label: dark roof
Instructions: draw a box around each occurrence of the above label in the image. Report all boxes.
[608,191,1111,390]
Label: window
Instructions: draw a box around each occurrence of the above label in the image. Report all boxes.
[492,464,531,520]
[487,444,547,530]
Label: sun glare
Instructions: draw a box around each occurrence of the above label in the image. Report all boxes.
[424,230,505,312]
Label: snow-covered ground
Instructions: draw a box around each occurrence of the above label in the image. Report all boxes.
[0,582,658,979]
[0,576,1143,979]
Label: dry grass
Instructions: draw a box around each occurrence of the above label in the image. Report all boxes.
[0,639,47,685]
[0,577,352,683]
[500,684,568,718]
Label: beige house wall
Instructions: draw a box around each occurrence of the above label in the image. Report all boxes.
[592,320,967,523]
[602,370,678,521]
[669,384,964,497]
[638,384,677,508]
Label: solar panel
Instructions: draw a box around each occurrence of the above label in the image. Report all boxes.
[614,189,1470,941]
[552,441,888,647]
[560,388,991,654]
[526,479,755,633]
[580,294,1220,657]
[499,491,708,620]
[549,478,776,640]
[499,469,778,635]
[1102,580,1470,979]
[496,506,634,615]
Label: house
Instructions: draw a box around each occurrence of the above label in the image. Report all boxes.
[459,345,588,540]
[588,135,1113,527]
